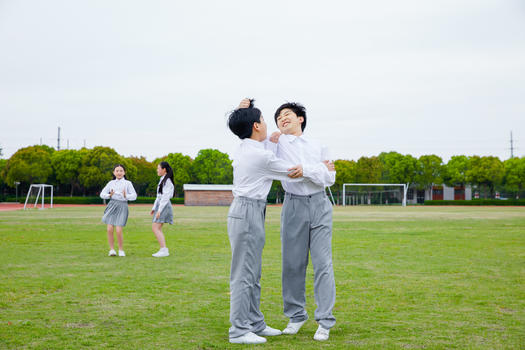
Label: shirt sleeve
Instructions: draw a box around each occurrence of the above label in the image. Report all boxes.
[125,181,137,201]
[303,162,336,187]
[157,179,174,212]
[263,152,304,183]
[263,136,278,154]
[100,181,112,199]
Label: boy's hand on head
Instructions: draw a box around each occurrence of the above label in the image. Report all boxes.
[323,160,335,171]
[238,98,251,109]
[269,131,281,143]
[287,165,303,178]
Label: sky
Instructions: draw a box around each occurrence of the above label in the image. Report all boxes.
[1,0,524,162]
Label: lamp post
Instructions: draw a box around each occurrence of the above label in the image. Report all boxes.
[14,182,20,203]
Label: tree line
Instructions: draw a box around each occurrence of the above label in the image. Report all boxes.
[0,145,524,199]
[334,152,525,199]
[0,145,232,197]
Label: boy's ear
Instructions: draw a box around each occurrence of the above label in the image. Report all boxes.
[298,116,304,124]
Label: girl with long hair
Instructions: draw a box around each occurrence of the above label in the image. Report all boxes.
[151,161,175,257]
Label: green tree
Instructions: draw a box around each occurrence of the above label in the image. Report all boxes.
[191,149,233,184]
[415,155,443,199]
[128,156,158,196]
[355,156,382,203]
[268,180,284,204]
[355,156,382,183]
[443,155,470,187]
[334,159,357,186]
[466,156,504,198]
[333,159,357,204]
[378,152,417,184]
[78,146,137,193]
[51,149,84,196]
[503,157,525,199]
[3,145,55,188]
[0,158,7,192]
[165,153,193,197]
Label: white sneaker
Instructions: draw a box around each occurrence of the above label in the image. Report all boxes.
[229,332,267,344]
[152,247,169,257]
[313,325,330,341]
[282,319,307,335]
[256,326,282,336]
[108,249,117,256]
[118,250,125,257]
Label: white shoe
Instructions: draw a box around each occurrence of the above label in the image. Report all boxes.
[313,325,330,341]
[282,319,307,335]
[152,247,169,257]
[108,249,116,256]
[256,326,282,336]
[118,250,125,257]
[229,332,267,344]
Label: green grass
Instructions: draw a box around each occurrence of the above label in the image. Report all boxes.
[1,205,524,349]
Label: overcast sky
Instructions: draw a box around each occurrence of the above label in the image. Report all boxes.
[1,0,524,162]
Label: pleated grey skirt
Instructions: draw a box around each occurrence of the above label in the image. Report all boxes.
[152,203,173,224]
[102,200,129,227]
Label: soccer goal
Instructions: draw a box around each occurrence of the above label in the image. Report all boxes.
[342,183,408,207]
[24,184,54,210]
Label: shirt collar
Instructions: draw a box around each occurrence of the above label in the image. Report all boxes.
[242,138,265,149]
[283,133,308,143]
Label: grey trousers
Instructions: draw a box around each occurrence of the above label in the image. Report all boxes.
[281,191,336,329]
[227,196,267,338]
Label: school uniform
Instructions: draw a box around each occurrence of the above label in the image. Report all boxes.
[152,176,174,224]
[276,134,337,330]
[228,138,327,339]
[100,178,137,227]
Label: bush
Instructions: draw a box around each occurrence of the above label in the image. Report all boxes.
[424,199,525,206]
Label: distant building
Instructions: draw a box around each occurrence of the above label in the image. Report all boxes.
[406,185,472,204]
[183,184,234,206]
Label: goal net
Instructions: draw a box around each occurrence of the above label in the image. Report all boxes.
[342,183,408,207]
[24,184,54,210]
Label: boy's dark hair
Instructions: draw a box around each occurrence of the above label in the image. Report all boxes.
[227,99,262,139]
[274,102,307,131]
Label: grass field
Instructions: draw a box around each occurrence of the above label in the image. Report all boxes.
[1,205,524,349]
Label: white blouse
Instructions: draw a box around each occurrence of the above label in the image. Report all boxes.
[100,178,137,201]
[152,175,174,212]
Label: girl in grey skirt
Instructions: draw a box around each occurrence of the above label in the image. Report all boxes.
[150,161,175,258]
[100,164,137,257]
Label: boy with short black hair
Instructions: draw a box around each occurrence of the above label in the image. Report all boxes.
[226,99,334,344]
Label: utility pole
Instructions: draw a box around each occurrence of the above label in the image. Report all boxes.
[83,139,86,148]
[57,127,61,151]
[509,131,515,158]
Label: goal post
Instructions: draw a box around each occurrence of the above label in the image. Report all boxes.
[342,183,408,207]
[24,184,54,210]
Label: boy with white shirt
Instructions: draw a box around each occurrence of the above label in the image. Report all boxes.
[273,102,336,341]
[226,100,334,345]
[238,99,337,341]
